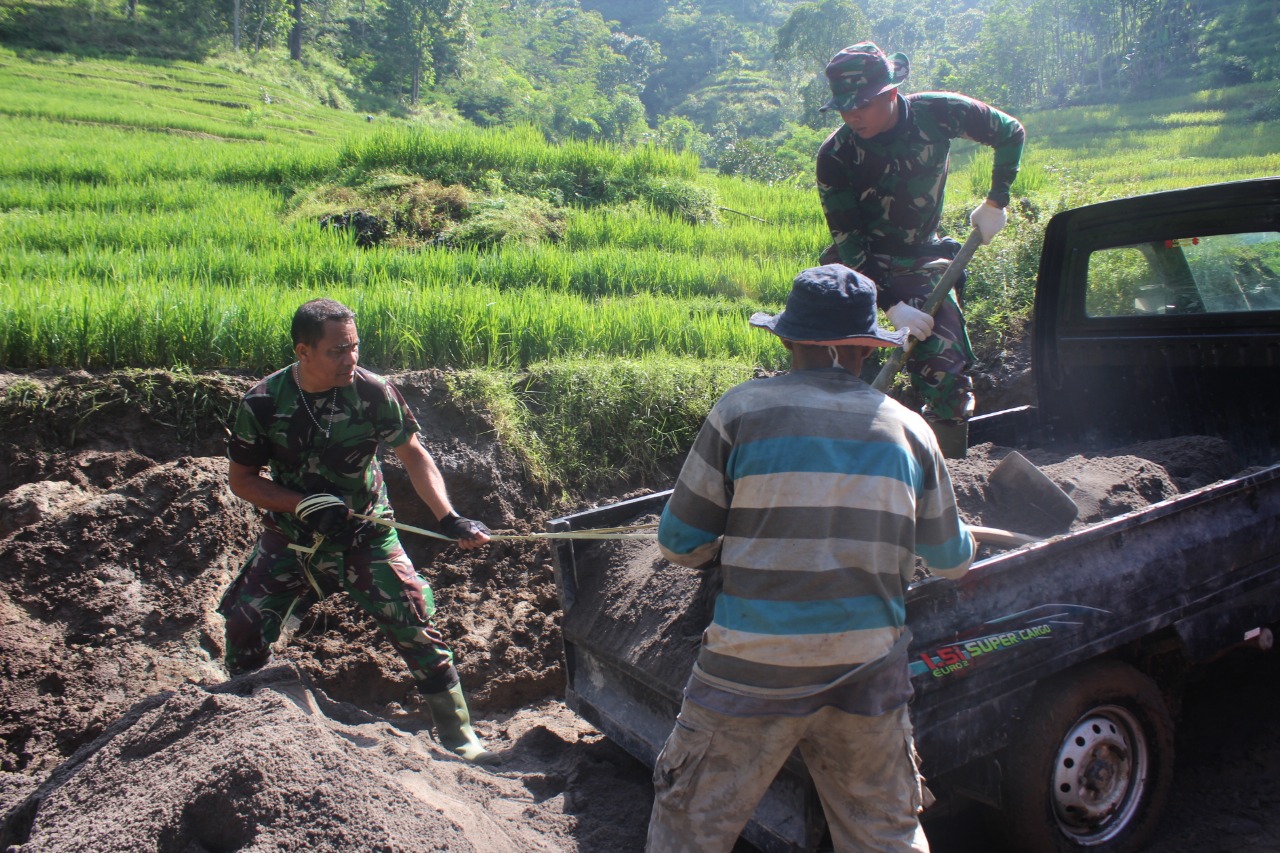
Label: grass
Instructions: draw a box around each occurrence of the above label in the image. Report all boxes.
[0,368,246,446]
[2,45,1278,495]
[954,84,1280,194]
[447,356,755,494]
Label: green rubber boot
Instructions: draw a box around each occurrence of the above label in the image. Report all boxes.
[930,417,969,459]
[423,683,498,764]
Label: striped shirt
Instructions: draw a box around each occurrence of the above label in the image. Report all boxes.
[659,368,973,710]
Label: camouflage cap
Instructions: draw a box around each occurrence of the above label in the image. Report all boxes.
[820,42,910,113]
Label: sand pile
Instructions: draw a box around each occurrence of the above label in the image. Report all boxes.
[3,664,650,852]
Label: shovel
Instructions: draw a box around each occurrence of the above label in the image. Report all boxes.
[968,525,1039,548]
[862,231,1079,546]
[872,230,983,459]
[872,229,984,393]
[970,451,1080,548]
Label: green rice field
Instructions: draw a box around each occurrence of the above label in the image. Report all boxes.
[3,47,1276,486]
[5,48,1277,374]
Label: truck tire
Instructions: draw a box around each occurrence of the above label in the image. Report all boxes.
[997,659,1175,853]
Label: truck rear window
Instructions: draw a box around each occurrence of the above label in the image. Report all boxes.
[1085,231,1280,317]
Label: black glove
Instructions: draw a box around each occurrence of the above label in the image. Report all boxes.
[296,491,376,545]
[439,512,491,541]
[333,516,379,548]
[295,493,353,542]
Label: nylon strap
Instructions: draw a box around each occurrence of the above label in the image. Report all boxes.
[287,514,657,554]
[350,512,657,543]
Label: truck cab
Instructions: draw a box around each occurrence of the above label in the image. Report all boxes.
[982,177,1280,458]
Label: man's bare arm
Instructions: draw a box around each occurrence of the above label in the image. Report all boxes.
[392,435,490,550]
[228,459,305,514]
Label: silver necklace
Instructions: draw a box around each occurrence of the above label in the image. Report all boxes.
[293,362,337,439]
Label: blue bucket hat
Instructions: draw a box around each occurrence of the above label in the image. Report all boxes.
[750,265,906,347]
[820,42,910,112]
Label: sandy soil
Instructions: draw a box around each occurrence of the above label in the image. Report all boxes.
[1,368,1277,852]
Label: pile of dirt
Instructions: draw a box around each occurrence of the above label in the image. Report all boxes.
[3,665,651,852]
[945,435,1244,533]
[0,370,562,781]
[1,368,1277,852]
[560,515,711,694]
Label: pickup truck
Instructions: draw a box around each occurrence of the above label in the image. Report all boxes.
[548,178,1280,853]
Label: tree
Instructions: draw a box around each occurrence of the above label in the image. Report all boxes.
[600,32,663,95]
[428,0,473,81]
[644,6,753,120]
[652,116,710,156]
[772,0,868,128]
[146,0,233,52]
[289,0,303,60]
[379,0,473,103]
[963,0,1041,109]
[381,0,431,101]
[450,70,537,125]
[234,0,291,53]
[774,0,869,72]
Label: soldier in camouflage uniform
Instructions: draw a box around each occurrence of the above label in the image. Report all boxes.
[816,42,1025,455]
[219,298,498,764]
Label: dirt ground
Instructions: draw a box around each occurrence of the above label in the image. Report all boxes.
[1,368,1277,852]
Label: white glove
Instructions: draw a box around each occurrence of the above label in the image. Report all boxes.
[970,200,1008,245]
[886,301,935,340]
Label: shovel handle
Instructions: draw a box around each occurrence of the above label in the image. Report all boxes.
[969,525,1039,548]
[872,229,985,392]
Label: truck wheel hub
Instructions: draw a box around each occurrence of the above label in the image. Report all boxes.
[1050,708,1144,834]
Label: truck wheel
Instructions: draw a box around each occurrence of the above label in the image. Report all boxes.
[997,659,1175,853]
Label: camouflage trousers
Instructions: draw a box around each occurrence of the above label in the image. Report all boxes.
[646,700,929,853]
[883,264,975,423]
[217,526,458,694]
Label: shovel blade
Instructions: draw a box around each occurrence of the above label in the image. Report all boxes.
[988,451,1079,536]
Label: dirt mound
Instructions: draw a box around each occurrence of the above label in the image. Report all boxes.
[0,370,561,780]
[2,664,650,852]
[0,455,256,775]
[561,517,711,692]
[0,369,635,850]
[945,435,1243,537]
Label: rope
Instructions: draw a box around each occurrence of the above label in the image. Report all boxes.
[351,512,658,542]
[287,514,657,554]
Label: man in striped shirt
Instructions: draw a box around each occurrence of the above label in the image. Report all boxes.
[645,265,975,852]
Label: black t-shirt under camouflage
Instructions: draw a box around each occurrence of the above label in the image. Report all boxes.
[816,91,1024,285]
[227,365,419,540]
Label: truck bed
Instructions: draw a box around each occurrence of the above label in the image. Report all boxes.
[549,454,1280,851]
[549,178,1280,852]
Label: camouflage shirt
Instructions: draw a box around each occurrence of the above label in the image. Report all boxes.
[816,92,1025,281]
[227,365,419,541]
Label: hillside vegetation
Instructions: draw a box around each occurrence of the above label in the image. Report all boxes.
[2,48,1278,497]
[2,0,1277,181]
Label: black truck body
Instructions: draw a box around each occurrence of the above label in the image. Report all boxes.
[549,178,1280,852]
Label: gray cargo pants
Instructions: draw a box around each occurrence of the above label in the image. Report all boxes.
[645,699,929,852]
